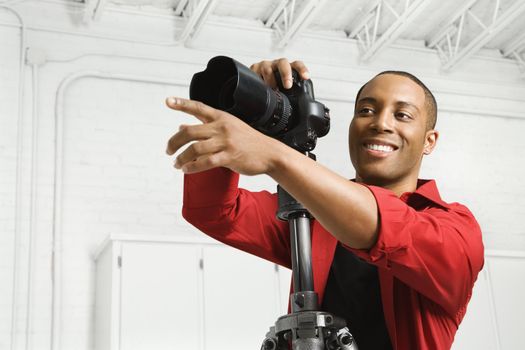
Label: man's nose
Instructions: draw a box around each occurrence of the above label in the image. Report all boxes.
[370,110,393,133]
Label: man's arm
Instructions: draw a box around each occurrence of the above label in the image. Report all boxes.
[166,97,380,250]
[267,146,379,249]
[182,167,292,268]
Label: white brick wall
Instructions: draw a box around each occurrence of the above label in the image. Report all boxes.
[1,1,525,349]
[0,19,23,350]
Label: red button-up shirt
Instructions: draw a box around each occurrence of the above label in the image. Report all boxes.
[182,168,484,350]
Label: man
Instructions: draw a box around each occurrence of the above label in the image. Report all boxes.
[165,58,484,349]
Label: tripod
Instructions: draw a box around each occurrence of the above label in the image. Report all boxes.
[260,153,358,350]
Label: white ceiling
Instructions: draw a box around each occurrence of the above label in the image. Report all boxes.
[80,0,525,72]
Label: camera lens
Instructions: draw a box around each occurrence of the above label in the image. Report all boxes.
[218,76,237,110]
[269,91,291,133]
[190,56,291,135]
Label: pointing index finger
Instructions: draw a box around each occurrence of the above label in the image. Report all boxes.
[166,97,217,123]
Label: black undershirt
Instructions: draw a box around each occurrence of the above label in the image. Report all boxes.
[321,243,392,350]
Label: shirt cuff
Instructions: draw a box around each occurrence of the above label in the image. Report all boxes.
[344,184,414,269]
[183,167,240,209]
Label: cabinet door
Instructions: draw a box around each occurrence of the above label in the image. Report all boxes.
[277,265,292,312]
[119,242,202,350]
[488,256,525,349]
[202,245,283,350]
[452,255,525,350]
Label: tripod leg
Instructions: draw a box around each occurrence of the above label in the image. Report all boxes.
[289,214,314,293]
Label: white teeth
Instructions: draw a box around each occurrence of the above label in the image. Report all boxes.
[366,144,394,153]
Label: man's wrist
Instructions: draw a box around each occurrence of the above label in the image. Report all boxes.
[265,139,306,182]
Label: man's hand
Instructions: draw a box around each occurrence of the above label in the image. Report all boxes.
[165,97,285,175]
[250,58,310,89]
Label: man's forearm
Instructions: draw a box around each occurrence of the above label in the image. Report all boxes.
[266,141,379,249]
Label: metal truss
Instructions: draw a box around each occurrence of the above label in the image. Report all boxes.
[83,0,108,22]
[265,0,328,49]
[176,0,219,43]
[347,0,432,62]
[427,0,525,71]
[501,31,525,76]
[82,0,216,44]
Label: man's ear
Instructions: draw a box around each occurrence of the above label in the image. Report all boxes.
[423,130,439,155]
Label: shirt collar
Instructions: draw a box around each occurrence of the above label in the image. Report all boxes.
[408,179,450,210]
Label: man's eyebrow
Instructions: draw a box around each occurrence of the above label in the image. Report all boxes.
[396,101,420,113]
[356,97,376,104]
[356,97,422,113]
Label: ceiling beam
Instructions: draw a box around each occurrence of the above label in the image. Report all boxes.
[501,31,525,57]
[511,52,525,76]
[265,0,289,28]
[174,0,189,16]
[178,0,219,44]
[82,0,96,22]
[92,0,108,21]
[428,0,525,71]
[501,31,525,77]
[426,0,478,48]
[83,0,109,22]
[82,0,97,23]
[266,0,328,49]
[347,0,433,63]
[347,0,381,39]
[277,0,327,48]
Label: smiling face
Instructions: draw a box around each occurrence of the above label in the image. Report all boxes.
[349,73,438,192]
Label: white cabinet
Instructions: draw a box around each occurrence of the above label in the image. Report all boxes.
[119,242,202,350]
[201,245,284,349]
[94,236,525,350]
[94,234,291,350]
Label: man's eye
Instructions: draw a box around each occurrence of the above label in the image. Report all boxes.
[396,112,412,120]
[359,107,374,114]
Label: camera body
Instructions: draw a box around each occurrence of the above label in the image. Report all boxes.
[189,56,330,153]
[273,69,330,152]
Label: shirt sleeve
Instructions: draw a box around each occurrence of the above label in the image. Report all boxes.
[345,185,484,318]
[182,167,291,268]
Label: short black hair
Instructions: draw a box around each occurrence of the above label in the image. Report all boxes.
[355,71,437,130]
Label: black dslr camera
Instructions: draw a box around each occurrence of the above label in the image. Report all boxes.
[189,56,330,153]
